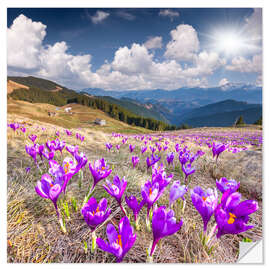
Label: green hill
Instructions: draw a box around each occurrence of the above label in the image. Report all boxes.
[96,95,169,123]
[8,76,175,131]
[184,107,262,127]
[8,76,64,91]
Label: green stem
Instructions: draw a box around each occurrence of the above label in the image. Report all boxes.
[91,231,97,253]
[83,184,95,205]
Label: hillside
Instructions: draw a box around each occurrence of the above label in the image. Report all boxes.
[177,99,262,126]
[8,76,64,91]
[7,99,151,134]
[95,95,169,123]
[183,107,262,127]
[7,80,29,94]
[7,76,174,131]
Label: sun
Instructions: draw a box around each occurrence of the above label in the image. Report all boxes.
[212,31,245,55]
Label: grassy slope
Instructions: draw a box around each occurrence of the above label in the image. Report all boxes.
[8,99,151,134]
[7,108,262,263]
[8,76,63,91]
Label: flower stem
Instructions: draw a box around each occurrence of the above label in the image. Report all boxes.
[83,184,95,205]
[91,231,97,253]
[118,202,127,216]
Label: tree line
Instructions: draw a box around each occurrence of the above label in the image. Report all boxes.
[9,87,178,131]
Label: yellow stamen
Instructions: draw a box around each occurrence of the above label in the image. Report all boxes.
[117,234,122,248]
[228,213,236,224]
[92,206,100,215]
[149,188,152,196]
[202,196,207,201]
[50,183,54,187]
[64,162,70,174]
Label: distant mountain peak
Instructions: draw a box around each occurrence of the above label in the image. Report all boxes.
[219,82,259,91]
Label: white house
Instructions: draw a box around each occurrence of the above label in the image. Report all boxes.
[65,107,72,113]
[95,118,106,126]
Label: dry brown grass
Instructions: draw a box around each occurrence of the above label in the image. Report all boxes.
[7,115,262,263]
[7,80,29,94]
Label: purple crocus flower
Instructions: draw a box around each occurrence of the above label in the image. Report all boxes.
[212,142,226,161]
[96,216,136,262]
[169,181,188,207]
[29,134,37,143]
[88,158,112,192]
[182,163,195,182]
[125,195,145,222]
[216,177,240,194]
[74,151,88,170]
[150,206,183,256]
[106,143,113,151]
[141,181,165,218]
[196,149,205,157]
[25,145,37,164]
[141,146,147,154]
[179,152,189,166]
[35,174,63,219]
[175,143,181,152]
[37,144,45,160]
[116,144,121,151]
[42,148,55,160]
[103,175,127,214]
[190,186,218,232]
[66,145,79,156]
[152,163,173,191]
[65,129,72,136]
[46,140,56,152]
[9,123,19,132]
[55,130,60,137]
[146,154,161,169]
[25,167,31,173]
[81,197,111,232]
[62,157,79,191]
[149,146,156,154]
[131,156,140,168]
[215,191,258,238]
[166,152,174,165]
[20,127,26,133]
[49,157,78,193]
[129,144,135,153]
[53,139,66,153]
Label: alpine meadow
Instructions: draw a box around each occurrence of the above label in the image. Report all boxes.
[7,7,262,263]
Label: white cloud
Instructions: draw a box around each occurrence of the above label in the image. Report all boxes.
[144,36,163,49]
[164,24,200,61]
[7,14,46,70]
[219,78,229,86]
[8,14,250,91]
[116,10,135,21]
[226,54,262,73]
[90,10,110,24]
[244,8,262,42]
[256,75,262,87]
[111,44,154,75]
[182,51,226,77]
[159,9,179,20]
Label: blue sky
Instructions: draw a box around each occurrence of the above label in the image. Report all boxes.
[7,8,262,90]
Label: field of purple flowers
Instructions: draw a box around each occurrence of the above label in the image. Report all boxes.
[7,119,262,263]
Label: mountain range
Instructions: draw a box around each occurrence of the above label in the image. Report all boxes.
[81,84,262,126]
[7,76,262,128]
